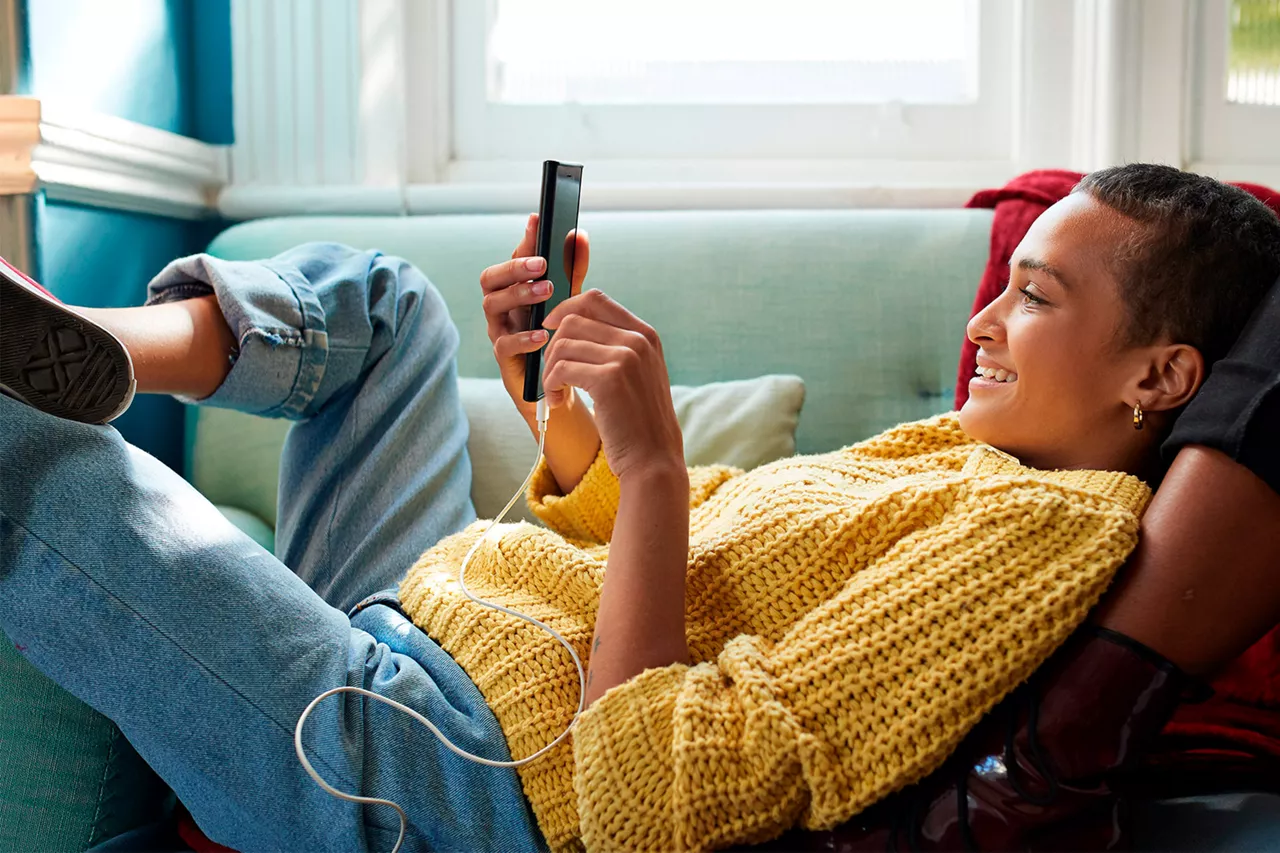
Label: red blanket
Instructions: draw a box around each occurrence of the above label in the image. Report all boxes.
[960,169,1280,773]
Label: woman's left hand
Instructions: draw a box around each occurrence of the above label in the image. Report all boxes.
[541,289,684,483]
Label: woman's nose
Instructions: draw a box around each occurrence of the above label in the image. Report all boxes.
[966,293,1005,346]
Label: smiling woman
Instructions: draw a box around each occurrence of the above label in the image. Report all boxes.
[958,166,1277,476]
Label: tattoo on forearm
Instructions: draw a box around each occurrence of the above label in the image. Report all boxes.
[587,636,601,689]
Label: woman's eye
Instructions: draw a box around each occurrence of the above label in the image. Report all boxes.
[1019,287,1046,306]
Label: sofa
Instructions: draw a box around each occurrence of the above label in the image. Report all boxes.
[2,209,1277,850]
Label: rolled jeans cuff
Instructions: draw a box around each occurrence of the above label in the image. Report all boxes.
[145,253,329,419]
[1164,278,1280,496]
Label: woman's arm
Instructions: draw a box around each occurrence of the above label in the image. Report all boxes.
[481,214,601,494]
[539,288,693,703]
[585,462,691,705]
[520,387,602,496]
[1095,444,1280,675]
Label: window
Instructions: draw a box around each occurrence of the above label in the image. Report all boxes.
[224,0,1072,210]
[226,0,1280,213]
[486,1,979,106]
[1226,0,1280,105]
[445,0,1017,182]
[1193,0,1280,171]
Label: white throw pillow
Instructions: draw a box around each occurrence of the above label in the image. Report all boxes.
[459,375,806,523]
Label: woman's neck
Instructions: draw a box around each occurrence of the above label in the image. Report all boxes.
[997,433,1164,482]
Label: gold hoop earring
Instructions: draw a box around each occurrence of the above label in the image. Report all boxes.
[1133,402,1144,431]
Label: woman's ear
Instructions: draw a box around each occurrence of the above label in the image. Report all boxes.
[1137,343,1205,412]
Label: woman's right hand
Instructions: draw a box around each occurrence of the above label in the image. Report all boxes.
[480,213,591,421]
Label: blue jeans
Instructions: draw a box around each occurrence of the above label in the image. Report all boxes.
[0,244,546,852]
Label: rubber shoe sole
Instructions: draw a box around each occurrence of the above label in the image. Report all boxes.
[0,269,136,423]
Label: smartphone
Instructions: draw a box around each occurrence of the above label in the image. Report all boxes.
[523,160,584,403]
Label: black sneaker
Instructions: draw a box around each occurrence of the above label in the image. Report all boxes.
[0,257,135,423]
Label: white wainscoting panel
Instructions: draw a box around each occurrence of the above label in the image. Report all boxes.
[230,0,366,189]
[0,96,226,219]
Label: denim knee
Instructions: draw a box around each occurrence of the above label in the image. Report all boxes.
[145,243,461,421]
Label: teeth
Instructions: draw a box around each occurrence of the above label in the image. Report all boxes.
[974,366,1018,383]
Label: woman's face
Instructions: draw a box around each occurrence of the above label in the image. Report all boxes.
[959,193,1162,471]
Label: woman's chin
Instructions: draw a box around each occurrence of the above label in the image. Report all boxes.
[957,398,987,438]
[958,399,1014,450]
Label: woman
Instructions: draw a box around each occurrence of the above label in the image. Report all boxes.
[0,164,1277,852]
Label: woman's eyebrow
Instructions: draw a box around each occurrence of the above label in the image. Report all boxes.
[1015,257,1071,290]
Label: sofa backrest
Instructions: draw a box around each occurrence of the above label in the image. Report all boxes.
[205,210,991,435]
[192,209,991,523]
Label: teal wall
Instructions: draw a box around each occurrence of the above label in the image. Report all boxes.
[18,0,232,472]
[24,0,232,143]
[192,0,234,146]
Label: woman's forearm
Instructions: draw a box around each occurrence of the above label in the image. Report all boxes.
[1096,445,1280,675]
[524,389,602,494]
[584,463,691,706]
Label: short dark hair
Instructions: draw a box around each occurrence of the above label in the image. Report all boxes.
[1074,163,1280,365]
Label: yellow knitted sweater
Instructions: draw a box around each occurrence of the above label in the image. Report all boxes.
[398,413,1150,852]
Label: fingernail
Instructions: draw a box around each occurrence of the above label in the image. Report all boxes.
[530,329,548,343]
[531,280,551,296]
[525,257,545,273]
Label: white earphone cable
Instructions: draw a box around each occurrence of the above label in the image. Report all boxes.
[294,399,585,853]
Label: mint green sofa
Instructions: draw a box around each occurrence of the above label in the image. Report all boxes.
[187,210,990,536]
[3,210,1277,851]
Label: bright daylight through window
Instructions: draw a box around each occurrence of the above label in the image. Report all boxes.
[1228,0,1280,105]
[486,0,980,106]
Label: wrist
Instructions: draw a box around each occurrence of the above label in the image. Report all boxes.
[618,457,688,490]
[521,387,582,425]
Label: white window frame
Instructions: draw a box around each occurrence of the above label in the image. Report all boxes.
[220,0,1279,217]
[36,0,1279,224]
[223,0,1080,214]
[1189,0,1280,182]
[399,0,1081,211]
[447,2,1011,168]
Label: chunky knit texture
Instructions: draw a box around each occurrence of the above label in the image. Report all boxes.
[398,414,1150,852]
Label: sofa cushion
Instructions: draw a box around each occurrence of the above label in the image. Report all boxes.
[214,505,275,553]
[465,374,805,524]
[189,374,806,531]
[0,637,168,850]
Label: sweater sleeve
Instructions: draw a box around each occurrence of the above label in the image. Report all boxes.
[573,637,811,852]
[527,446,741,545]
[571,477,1147,852]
